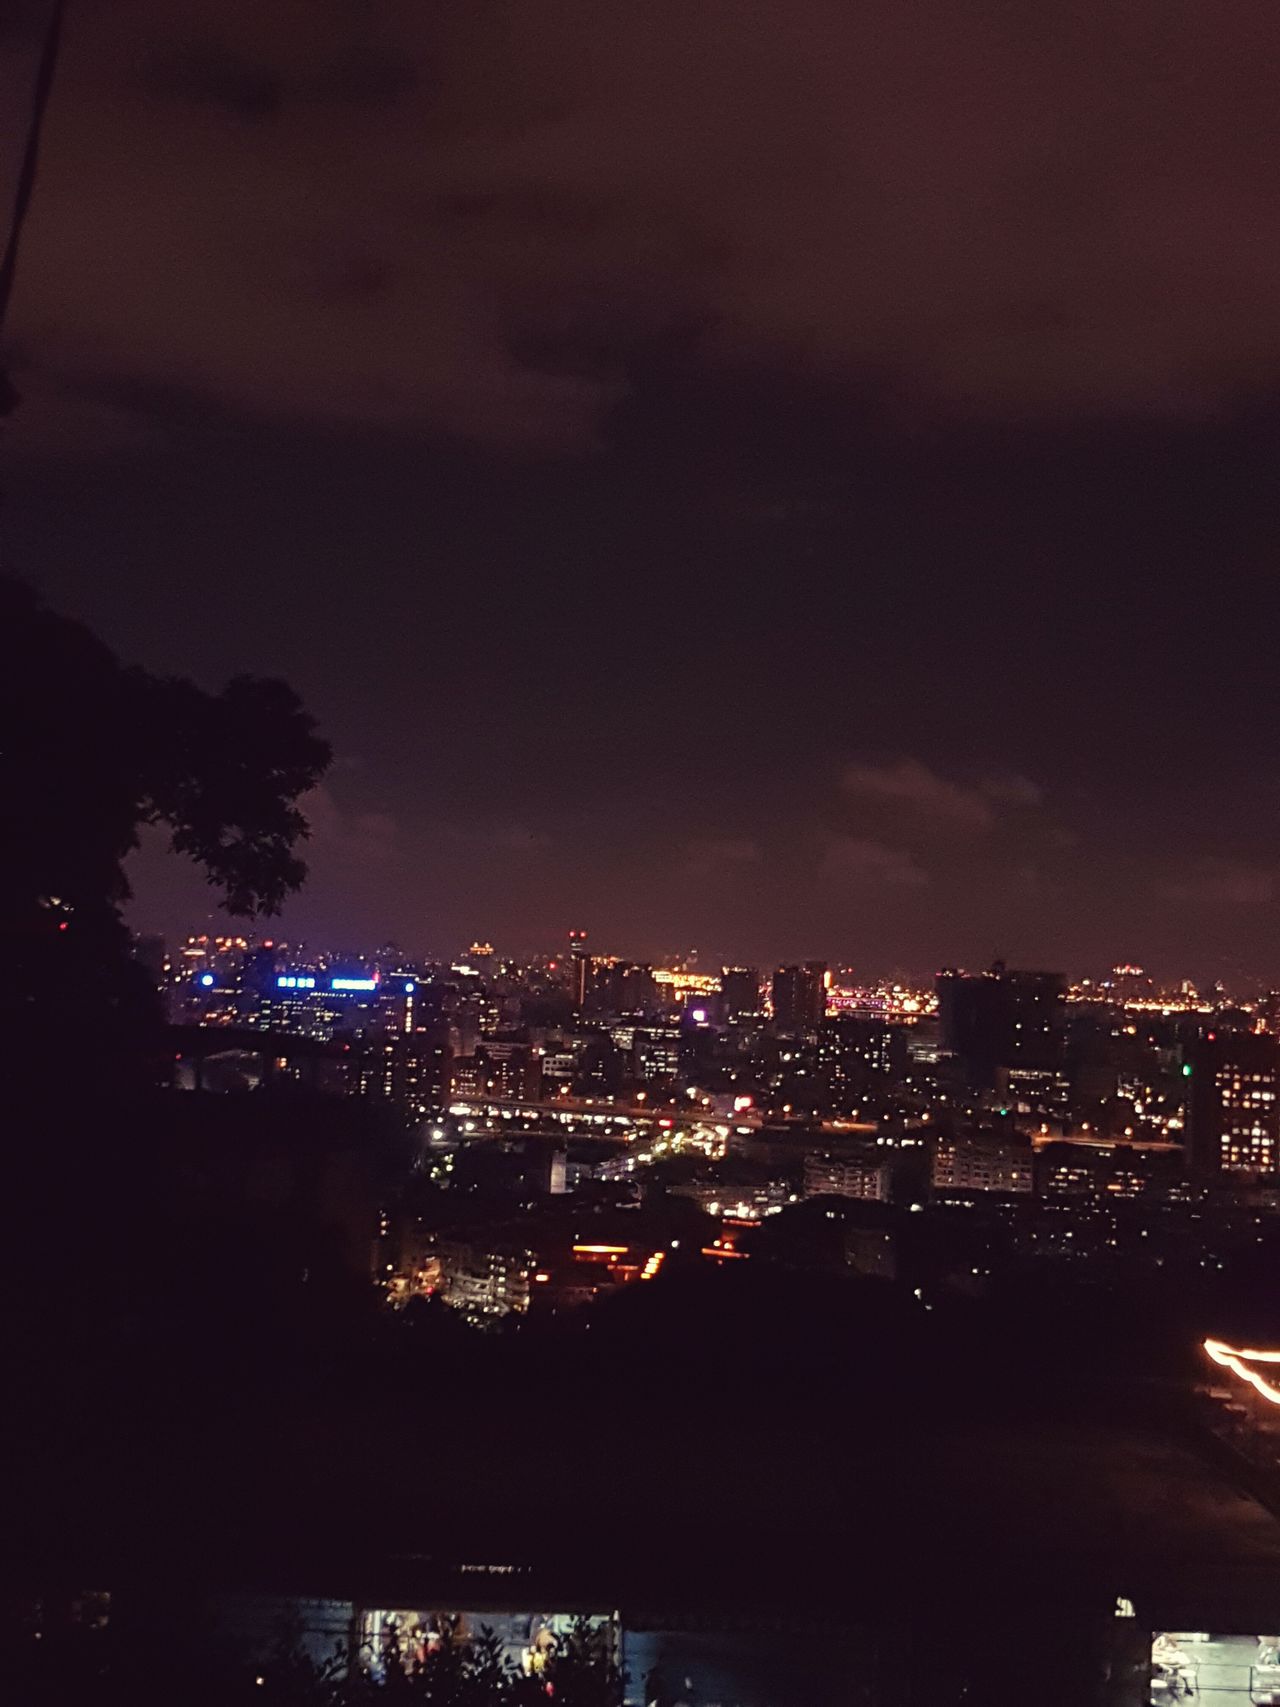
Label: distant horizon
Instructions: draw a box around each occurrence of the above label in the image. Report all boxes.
[120,814,1276,993]
[134,903,1266,996]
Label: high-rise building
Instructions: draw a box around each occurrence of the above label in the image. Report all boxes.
[1189,1032,1280,1177]
[817,1016,907,1110]
[586,960,656,1018]
[722,966,761,1021]
[633,1025,682,1090]
[936,962,1066,1089]
[395,1019,454,1112]
[771,962,828,1033]
[450,1042,543,1103]
[568,930,590,1012]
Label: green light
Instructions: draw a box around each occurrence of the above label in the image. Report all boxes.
[1182,1063,1193,1077]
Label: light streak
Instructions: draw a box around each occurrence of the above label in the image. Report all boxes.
[1204,1338,1280,1404]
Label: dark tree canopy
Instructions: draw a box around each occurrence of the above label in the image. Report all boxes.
[0,576,331,1088]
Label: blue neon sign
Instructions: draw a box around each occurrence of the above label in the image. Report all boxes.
[331,976,377,992]
[277,975,317,990]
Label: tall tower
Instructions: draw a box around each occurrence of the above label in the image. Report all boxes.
[936,963,1066,1089]
[568,929,590,1013]
[771,962,828,1033]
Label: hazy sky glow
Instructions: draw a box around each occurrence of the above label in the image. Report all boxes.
[5,0,1280,978]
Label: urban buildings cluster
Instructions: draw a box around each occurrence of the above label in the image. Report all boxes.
[139,930,1280,1326]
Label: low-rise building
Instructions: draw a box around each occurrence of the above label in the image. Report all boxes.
[931,1129,1033,1195]
[803,1152,892,1202]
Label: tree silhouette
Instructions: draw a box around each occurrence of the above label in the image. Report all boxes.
[0,576,331,1090]
[7,1612,626,1707]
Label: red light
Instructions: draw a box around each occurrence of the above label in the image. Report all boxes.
[58,920,68,931]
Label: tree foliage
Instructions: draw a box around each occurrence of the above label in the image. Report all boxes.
[8,1612,625,1707]
[0,576,331,1084]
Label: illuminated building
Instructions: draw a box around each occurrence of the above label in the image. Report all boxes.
[633,1025,682,1090]
[567,929,590,1012]
[254,976,346,1041]
[1189,1032,1280,1177]
[803,1152,891,1201]
[395,1019,454,1112]
[652,967,721,1004]
[818,1016,906,1106]
[252,971,376,1041]
[450,1042,543,1102]
[1106,963,1151,1005]
[538,1045,578,1097]
[359,1040,397,1099]
[1036,1138,1183,1200]
[433,1236,533,1321]
[936,961,1066,1089]
[1002,1063,1070,1120]
[771,962,828,1034]
[668,1172,791,1218]
[931,1129,1033,1195]
[373,974,420,1036]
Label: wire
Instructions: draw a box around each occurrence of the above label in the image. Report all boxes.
[0,1,67,348]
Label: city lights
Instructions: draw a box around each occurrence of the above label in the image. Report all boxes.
[150,926,1278,1345]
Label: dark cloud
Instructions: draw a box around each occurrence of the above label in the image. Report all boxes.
[841,761,1005,832]
[5,0,1280,976]
[303,785,400,870]
[6,0,1280,447]
[1162,860,1276,910]
[819,837,930,891]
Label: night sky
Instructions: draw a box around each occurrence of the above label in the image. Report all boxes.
[4,0,1280,979]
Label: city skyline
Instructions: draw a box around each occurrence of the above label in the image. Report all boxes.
[126,838,1280,992]
[153,918,1263,1004]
